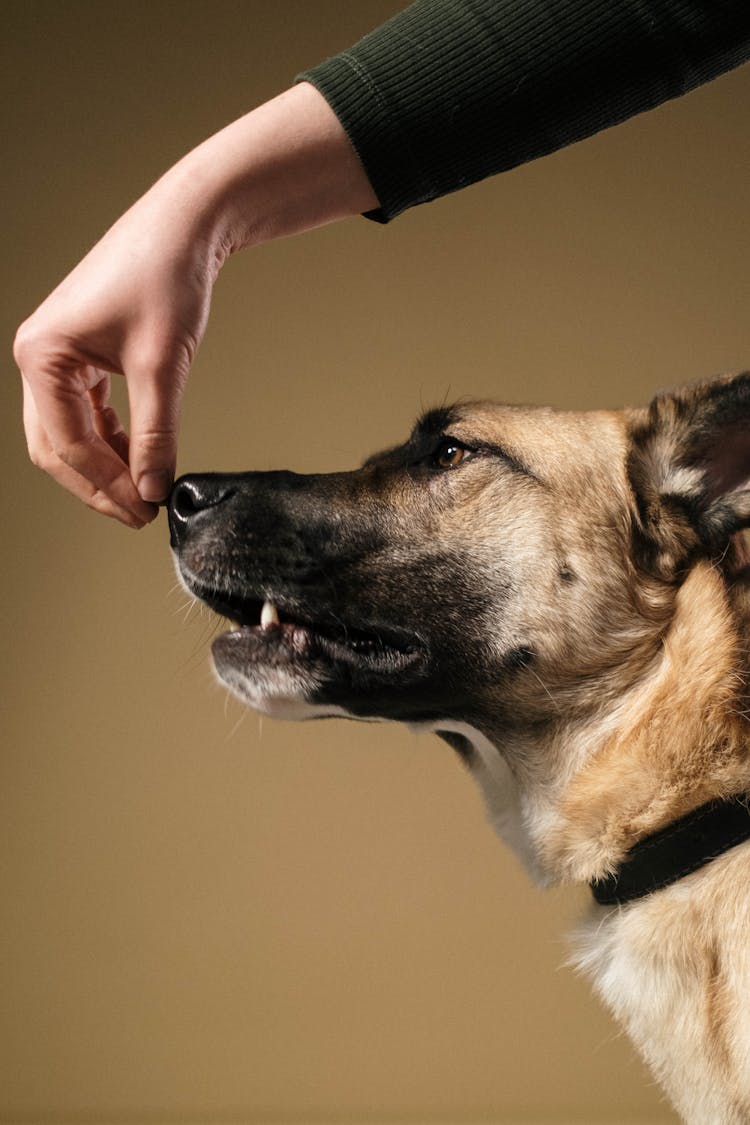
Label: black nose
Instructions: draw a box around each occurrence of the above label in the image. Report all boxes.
[168,474,236,548]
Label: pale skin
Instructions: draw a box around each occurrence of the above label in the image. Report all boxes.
[13,82,379,528]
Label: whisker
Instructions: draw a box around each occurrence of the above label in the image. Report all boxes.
[527,665,562,714]
[225,700,249,742]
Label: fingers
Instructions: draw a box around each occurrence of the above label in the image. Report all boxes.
[20,367,157,529]
[17,331,189,520]
[89,373,131,463]
[126,350,188,504]
[14,246,200,519]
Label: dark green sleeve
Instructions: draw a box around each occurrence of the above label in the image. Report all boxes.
[298,0,750,223]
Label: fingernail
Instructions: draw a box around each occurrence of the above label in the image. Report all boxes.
[137,470,172,502]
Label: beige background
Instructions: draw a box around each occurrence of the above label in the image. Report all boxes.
[3,2,749,1122]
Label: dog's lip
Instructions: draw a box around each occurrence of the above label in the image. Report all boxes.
[187,580,426,667]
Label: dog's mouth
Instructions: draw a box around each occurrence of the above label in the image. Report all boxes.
[188,580,426,673]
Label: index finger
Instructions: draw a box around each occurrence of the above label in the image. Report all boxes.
[22,359,157,525]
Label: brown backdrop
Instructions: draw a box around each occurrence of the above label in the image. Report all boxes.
[3,3,749,1122]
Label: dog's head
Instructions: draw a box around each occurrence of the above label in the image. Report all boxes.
[168,373,750,742]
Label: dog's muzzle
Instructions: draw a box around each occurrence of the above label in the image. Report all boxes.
[166,471,431,718]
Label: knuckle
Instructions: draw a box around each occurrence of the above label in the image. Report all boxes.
[94,404,120,429]
[13,320,39,367]
[133,426,177,454]
[28,444,52,472]
[88,489,115,516]
[14,322,76,391]
[138,334,194,383]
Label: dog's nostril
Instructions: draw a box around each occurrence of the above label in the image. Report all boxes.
[172,477,234,514]
[170,480,208,524]
[168,475,236,544]
[170,480,202,518]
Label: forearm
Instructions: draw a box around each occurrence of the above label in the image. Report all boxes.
[12,81,380,522]
[152,81,379,262]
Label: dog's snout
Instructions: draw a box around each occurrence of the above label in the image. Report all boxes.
[168,474,236,548]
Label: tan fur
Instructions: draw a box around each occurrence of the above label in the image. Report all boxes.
[436,383,750,1123]
[176,372,750,1123]
[413,385,750,1121]
[547,563,750,881]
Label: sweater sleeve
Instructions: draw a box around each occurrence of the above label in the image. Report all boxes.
[298,0,750,223]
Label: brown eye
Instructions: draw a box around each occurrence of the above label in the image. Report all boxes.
[433,439,467,469]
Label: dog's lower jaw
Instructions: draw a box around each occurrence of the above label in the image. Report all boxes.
[211,648,353,722]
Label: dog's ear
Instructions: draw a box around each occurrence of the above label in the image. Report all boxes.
[628,372,750,577]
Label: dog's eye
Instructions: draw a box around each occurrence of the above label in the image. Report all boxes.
[432,439,468,470]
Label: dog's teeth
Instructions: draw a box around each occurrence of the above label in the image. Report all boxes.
[260,600,280,629]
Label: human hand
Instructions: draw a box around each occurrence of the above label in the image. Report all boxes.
[13,171,223,527]
[13,83,378,528]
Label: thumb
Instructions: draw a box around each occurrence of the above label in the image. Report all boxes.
[127,359,186,503]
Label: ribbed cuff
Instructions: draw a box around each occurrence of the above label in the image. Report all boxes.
[299,0,750,224]
[301,50,426,224]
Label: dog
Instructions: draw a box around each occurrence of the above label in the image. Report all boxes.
[168,371,750,1124]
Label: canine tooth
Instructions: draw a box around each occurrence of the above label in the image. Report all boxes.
[260,600,280,629]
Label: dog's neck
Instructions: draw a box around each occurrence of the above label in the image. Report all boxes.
[457,561,750,889]
[430,561,750,1123]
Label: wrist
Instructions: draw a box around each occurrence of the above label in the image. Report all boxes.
[162,83,378,262]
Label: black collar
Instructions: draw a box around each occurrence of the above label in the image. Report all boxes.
[590,794,750,906]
